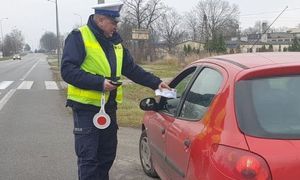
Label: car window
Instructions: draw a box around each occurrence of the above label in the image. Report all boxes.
[179,68,223,120]
[160,67,197,116]
[235,75,300,139]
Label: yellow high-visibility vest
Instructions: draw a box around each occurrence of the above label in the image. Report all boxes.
[67,25,123,107]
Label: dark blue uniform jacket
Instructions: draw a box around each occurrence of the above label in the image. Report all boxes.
[61,15,161,112]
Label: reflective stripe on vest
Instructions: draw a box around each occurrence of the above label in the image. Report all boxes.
[67,25,123,107]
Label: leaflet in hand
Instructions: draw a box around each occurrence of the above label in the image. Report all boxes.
[155,88,177,98]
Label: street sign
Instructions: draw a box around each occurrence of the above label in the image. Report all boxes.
[132,29,149,40]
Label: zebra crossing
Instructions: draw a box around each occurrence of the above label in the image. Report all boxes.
[0,81,13,90]
[17,81,34,89]
[0,80,65,90]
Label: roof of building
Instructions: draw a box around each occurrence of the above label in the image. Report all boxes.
[287,28,300,34]
[176,40,205,46]
[268,32,293,39]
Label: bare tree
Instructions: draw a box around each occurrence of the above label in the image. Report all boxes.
[194,0,239,40]
[3,35,15,56]
[156,8,184,53]
[24,44,31,51]
[118,17,134,47]
[3,29,24,56]
[242,21,263,35]
[40,31,57,52]
[184,10,200,41]
[121,0,167,61]
[123,0,166,29]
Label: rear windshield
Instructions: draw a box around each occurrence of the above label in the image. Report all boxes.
[235,75,300,139]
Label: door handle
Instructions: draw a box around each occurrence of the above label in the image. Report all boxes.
[160,127,165,134]
[183,139,191,148]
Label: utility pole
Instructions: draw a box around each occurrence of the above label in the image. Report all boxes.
[236,24,241,53]
[55,0,61,69]
[0,18,8,57]
[47,0,61,69]
[203,13,209,53]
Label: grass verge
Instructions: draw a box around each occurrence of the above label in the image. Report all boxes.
[117,84,153,128]
[140,59,183,78]
[0,57,12,61]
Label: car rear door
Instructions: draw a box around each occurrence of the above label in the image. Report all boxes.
[165,66,224,180]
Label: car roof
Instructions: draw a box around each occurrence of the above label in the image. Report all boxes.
[196,52,300,69]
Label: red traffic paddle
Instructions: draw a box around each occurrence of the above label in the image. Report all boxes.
[93,93,111,129]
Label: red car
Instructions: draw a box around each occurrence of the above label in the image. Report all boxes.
[139,52,300,180]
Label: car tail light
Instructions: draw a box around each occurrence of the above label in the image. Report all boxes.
[210,144,271,180]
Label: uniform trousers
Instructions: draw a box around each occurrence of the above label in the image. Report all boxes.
[72,108,118,180]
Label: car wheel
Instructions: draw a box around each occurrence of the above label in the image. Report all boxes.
[139,130,158,178]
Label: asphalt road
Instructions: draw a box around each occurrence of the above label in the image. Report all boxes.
[0,54,158,180]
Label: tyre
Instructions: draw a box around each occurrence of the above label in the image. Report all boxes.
[139,130,158,178]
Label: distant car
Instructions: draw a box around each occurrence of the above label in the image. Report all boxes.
[139,52,300,180]
[13,54,21,60]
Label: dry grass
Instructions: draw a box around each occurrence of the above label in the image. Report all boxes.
[47,58,62,81]
[0,56,12,61]
[117,84,153,128]
[140,58,183,77]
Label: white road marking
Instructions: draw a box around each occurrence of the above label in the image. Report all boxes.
[17,81,34,89]
[20,60,40,81]
[0,81,13,90]
[0,89,16,111]
[45,81,59,90]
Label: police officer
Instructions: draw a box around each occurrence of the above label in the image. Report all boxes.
[61,1,170,180]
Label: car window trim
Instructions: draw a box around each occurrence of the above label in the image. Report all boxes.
[174,66,203,117]
[158,66,201,117]
[175,65,224,121]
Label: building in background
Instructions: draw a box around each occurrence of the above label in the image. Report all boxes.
[226,28,298,53]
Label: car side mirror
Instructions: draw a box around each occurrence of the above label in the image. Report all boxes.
[139,97,158,111]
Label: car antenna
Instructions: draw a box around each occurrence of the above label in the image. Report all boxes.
[250,6,288,50]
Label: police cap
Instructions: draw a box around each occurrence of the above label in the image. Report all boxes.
[92,2,123,23]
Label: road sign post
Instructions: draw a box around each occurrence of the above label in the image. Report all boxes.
[132,29,149,62]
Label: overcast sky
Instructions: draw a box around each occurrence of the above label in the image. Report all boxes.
[0,0,299,50]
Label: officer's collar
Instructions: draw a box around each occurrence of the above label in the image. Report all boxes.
[87,15,122,44]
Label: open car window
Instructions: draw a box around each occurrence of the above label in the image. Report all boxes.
[159,67,197,116]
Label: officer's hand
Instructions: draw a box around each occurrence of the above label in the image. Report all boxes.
[158,81,171,91]
[104,79,117,91]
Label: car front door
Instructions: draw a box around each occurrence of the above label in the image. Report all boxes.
[147,67,198,178]
[165,67,224,180]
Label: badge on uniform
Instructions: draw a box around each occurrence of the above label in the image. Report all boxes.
[93,93,111,129]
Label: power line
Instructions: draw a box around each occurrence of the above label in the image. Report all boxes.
[250,6,288,49]
[240,7,300,17]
